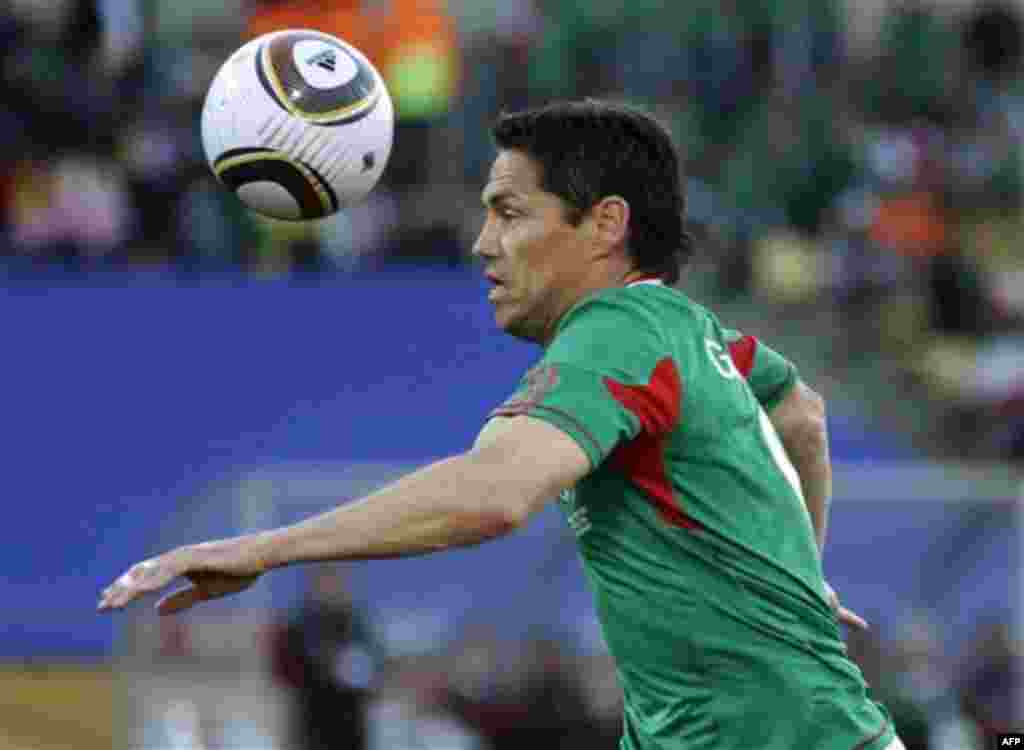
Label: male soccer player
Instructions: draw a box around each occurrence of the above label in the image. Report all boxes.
[100,100,905,750]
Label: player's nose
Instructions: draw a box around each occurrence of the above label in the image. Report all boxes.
[472,217,499,260]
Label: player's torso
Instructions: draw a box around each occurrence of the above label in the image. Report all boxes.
[566,285,826,587]
[549,286,842,698]
[485,283,885,746]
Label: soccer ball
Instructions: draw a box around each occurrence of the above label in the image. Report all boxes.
[201,29,394,221]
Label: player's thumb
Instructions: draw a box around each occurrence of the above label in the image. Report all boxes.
[157,585,206,615]
[839,606,870,631]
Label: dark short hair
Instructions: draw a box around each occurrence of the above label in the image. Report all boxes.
[492,99,693,284]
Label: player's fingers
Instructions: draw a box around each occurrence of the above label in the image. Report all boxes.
[98,579,150,611]
[156,585,207,615]
[838,606,869,631]
[98,557,178,611]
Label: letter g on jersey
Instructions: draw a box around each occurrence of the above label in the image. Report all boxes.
[706,340,741,379]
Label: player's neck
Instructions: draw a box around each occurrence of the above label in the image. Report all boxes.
[537,266,659,347]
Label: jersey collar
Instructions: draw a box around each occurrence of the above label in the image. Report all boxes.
[625,274,665,288]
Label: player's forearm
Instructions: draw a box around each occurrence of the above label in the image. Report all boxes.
[255,452,539,568]
[769,382,832,554]
[782,419,832,554]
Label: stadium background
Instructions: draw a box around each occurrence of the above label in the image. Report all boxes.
[0,0,1020,747]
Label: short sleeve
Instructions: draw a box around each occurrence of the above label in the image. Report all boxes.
[490,295,682,471]
[723,329,798,411]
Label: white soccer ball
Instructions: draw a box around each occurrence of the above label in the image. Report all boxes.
[200,29,394,221]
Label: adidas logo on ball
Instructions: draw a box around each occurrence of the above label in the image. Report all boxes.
[307,49,337,73]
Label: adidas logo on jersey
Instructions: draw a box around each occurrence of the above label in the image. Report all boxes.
[306,49,337,72]
[559,488,592,537]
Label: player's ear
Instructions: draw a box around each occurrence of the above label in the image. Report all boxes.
[588,195,630,257]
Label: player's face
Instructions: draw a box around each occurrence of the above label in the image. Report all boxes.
[473,150,594,344]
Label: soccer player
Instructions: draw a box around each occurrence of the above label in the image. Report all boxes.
[100,100,905,750]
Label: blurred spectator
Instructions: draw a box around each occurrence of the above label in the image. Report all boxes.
[845,621,887,691]
[439,627,601,749]
[453,0,538,185]
[826,185,894,361]
[3,151,133,270]
[956,619,1021,743]
[95,0,146,80]
[710,87,855,301]
[575,652,623,749]
[270,565,379,750]
[119,114,197,266]
[490,634,592,749]
[960,1,1024,121]
[771,0,845,98]
[1,0,120,152]
[527,3,619,101]
[844,613,1015,750]
[866,121,950,260]
[176,174,264,273]
[367,653,489,750]
[681,0,766,151]
[443,625,523,745]
[890,616,961,738]
[845,623,933,750]
[925,245,991,338]
[962,1,1023,81]
[865,0,957,124]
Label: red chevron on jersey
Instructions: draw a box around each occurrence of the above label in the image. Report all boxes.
[604,358,699,530]
[728,335,757,378]
[603,358,682,436]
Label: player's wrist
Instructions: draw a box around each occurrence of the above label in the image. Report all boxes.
[246,530,286,573]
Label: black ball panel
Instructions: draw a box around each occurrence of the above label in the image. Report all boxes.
[255,30,380,126]
[213,147,339,220]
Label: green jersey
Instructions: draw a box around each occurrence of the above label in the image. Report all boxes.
[490,281,894,750]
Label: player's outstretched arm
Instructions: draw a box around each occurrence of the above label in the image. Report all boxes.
[98,416,589,614]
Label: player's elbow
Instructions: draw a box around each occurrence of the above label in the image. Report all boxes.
[453,505,522,543]
[800,386,827,431]
[485,483,552,532]
[451,493,540,541]
[454,452,553,536]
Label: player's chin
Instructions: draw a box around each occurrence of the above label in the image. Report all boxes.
[496,312,540,343]
[493,305,523,335]
[491,302,513,327]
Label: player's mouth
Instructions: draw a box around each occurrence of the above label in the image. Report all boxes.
[485,271,507,301]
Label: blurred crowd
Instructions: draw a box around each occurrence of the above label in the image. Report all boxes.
[266,568,622,750]
[255,566,1019,750]
[1,0,1023,460]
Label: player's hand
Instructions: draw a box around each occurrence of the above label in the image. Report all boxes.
[98,536,267,615]
[824,581,869,631]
